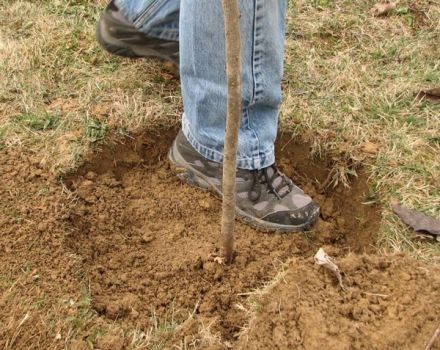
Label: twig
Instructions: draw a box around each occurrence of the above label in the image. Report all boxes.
[318,167,337,193]
[425,324,440,350]
[360,291,389,298]
[220,0,242,264]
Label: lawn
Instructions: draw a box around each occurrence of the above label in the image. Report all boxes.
[1,0,439,349]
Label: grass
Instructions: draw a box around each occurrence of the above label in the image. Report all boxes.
[282,0,440,260]
[0,0,439,348]
[0,0,180,173]
[236,259,290,340]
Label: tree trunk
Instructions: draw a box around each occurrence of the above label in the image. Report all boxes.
[220,0,242,264]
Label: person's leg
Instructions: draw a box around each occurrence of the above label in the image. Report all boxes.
[96,0,320,231]
[96,0,179,65]
[180,0,284,170]
[171,0,320,231]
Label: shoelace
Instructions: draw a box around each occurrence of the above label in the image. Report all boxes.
[248,165,294,201]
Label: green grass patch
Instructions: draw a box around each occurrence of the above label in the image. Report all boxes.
[85,118,108,142]
[14,111,60,131]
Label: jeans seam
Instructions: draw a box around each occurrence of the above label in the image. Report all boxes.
[249,0,257,105]
[250,0,264,106]
[133,0,163,27]
[243,106,261,169]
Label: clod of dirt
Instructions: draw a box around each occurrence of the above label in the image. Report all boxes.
[95,333,124,350]
[416,87,440,104]
[371,1,398,17]
[362,141,379,155]
[65,128,381,343]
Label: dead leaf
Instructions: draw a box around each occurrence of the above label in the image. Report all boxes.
[415,87,440,104]
[314,248,345,291]
[371,1,398,17]
[392,204,440,238]
[362,141,379,155]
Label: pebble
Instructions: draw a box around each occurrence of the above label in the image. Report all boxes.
[141,234,155,244]
[85,171,97,180]
[37,222,48,233]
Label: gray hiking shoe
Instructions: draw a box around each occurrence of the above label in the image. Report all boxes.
[169,131,320,232]
[96,0,179,66]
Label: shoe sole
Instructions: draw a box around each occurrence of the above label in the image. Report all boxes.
[168,142,319,233]
[96,14,179,66]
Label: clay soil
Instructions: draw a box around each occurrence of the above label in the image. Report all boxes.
[1,127,439,349]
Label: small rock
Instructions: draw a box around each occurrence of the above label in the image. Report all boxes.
[362,141,379,154]
[37,222,48,233]
[199,199,212,209]
[84,195,97,204]
[85,171,97,180]
[79,180,94,189]
[174,222,185,235]
[141,234,155,244]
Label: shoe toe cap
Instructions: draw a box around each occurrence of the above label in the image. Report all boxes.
[262,201,320,227]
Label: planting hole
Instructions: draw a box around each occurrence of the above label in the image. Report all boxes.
[65,128,380,340]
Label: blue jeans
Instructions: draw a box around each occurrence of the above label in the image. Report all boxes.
[116,0,286,170]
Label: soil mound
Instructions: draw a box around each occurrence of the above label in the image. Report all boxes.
[239,254,440,350]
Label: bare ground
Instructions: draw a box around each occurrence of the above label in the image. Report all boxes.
[1,128,439,349]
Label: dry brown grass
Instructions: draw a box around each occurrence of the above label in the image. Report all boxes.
[282,0,440,260]
[0,0,181,174]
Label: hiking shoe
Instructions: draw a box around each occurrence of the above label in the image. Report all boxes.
[169,130,320,232]
[96,0,179,66]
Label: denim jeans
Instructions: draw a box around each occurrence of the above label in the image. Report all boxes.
[115,0,286,170]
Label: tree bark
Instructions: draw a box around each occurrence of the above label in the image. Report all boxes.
[220,0,242,264]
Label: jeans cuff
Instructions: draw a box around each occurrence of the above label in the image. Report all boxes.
[181,114,275,170]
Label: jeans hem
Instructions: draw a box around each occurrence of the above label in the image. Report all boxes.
[181,114,275,170]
